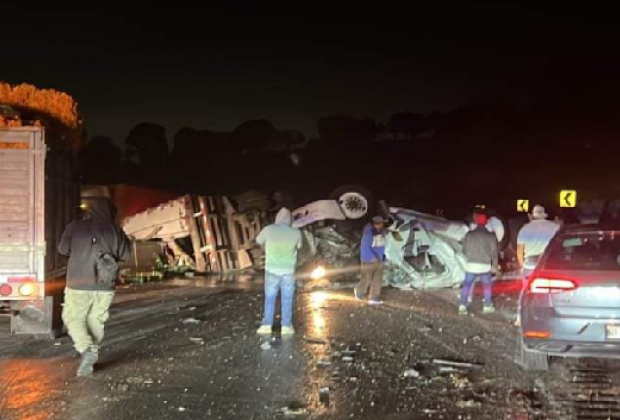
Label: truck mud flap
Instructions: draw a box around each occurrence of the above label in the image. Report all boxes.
[10,295,63,338]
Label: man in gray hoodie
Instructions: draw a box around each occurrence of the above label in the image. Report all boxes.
[58,197,131,376]
[459,210,499,315]
[256,208,302,335]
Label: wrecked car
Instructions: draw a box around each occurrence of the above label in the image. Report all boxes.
[293,200,472,289]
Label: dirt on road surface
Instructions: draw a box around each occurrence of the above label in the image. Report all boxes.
[1,277,619,420]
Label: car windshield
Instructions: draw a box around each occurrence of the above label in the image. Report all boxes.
[544,231,620,271]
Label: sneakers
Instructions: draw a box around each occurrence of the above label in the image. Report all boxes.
[256,325,272,335]
[368,299,383,306]
[458,305,468,315]
[281,326,296,336]
[354,288,363,301]
[76,350,98,377]
[483,305,496,314]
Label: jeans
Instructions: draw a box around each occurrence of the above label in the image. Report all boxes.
[356,261,384,301]
[262,272,296,327]
[62,288,115,354]
[460,272,492,306]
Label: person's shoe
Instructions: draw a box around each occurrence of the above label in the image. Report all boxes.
[483,305,496,314]
[281,326,296,336]
[368,299,383,306]
[256,325,272,335]
[458,305,468,315]
[354,288,363,301]
[76,350,98,377]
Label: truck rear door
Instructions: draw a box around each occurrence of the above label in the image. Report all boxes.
[0,128,45,300]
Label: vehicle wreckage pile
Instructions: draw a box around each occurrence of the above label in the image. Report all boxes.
[294,201,471,289]
[121,191,480,289]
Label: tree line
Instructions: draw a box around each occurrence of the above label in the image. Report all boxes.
[79,100,620,205]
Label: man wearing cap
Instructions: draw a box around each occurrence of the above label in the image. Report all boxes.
[517,205,560,280]
[355,216,387,305]
[515,205,560,326]
[459,210,499,315]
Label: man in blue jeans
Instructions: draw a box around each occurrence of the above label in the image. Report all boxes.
[459,210,499,315]
[256,208,302,335]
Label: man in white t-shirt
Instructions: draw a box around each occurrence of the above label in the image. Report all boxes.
[517,205,560,278]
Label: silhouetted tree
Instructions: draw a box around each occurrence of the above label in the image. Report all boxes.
[125,122,169,165]
[233,119,282,153]
[79,136,123,184]
[389,112,427,139]
[82,136,122,165]
[171,127,200,163]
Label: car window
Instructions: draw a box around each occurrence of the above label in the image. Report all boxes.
[544,232,620,271]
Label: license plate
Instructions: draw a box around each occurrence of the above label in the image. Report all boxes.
[606,324,620,340]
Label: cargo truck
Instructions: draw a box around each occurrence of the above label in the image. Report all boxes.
[0,126,79,337]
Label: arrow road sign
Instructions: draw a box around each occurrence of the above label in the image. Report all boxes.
[517,199,529,213]
[560,190,577,208]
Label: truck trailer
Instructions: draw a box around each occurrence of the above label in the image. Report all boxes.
[0,126,79,337]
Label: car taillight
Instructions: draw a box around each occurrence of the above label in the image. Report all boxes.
[529,277,577,294]
[524,331,551,339]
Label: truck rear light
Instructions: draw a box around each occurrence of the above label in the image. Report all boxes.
[0,284,12,296]
[529,277,577,294]
[524,331,551,339]
[19,283,37,297]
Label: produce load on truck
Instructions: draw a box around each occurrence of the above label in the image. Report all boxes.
[0,82,82,337]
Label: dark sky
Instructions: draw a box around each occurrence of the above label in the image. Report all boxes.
[1,1,618,142]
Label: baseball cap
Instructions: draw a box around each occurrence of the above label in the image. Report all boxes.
[372,215,386,224]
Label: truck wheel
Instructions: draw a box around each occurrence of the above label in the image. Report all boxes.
[329,185,375,222]
[519,337,549,371]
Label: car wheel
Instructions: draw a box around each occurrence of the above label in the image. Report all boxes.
[519,337,549,371]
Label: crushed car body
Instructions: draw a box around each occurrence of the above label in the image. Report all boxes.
[295,201,471,289]
[384,207,469,289]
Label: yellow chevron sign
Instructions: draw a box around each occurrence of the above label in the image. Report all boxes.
[560,190,577,208]
[517,199,529,213]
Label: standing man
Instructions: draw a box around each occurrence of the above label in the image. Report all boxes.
[58,197,131,377]
[355,216,387,305]
[517,205,560,280]
[459,210,499,315]
[256,208,302,336]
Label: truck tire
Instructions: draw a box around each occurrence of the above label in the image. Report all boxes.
[329,185,375,221]
[519,337,549,371]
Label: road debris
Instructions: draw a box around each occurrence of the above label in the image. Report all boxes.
[403,369,421,378]
[182,318,200,325]
[432,358,484,370]
[281,404,308,417]
[456,399,482,409]
[304,337,327,345]
[316,360,332,369]
[189,337,205,345]
[319,387,330,404]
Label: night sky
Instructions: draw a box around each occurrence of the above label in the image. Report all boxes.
[2,2,617,143]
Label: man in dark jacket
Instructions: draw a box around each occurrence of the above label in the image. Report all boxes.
[355,216,387,305]
[459,211,498,315]
[58,197,131,377]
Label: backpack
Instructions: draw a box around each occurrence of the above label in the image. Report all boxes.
[90,226,119,285]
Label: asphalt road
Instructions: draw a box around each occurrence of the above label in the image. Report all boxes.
[0,277,617,420]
